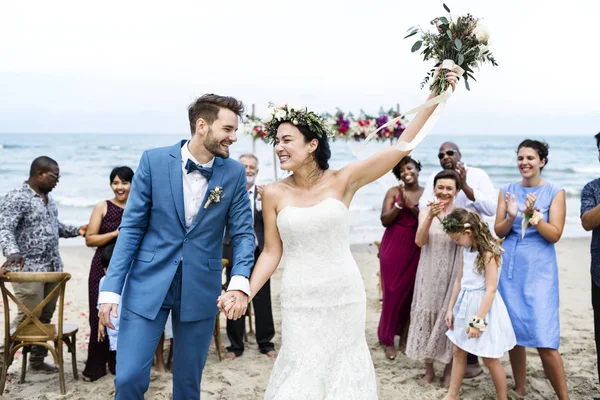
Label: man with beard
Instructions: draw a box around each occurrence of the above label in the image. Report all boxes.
[222,154,276,360]
[419,141,497,377]
[0,156,87,371]
[98,94,256,399]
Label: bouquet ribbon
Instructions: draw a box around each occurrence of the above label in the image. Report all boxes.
[358,59,464,152]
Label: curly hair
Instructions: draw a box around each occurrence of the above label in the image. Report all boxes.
[442,208,503,274]
[392,156,422,181]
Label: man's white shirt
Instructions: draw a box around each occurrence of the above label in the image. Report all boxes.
[99,141,251,305]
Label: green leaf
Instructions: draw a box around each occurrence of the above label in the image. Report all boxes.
[411,41,423,52]
[458,54,464,65]
[446,30,452,40]
[443,3,451,13]
[467,72,477,81]
[440,16,449,24]
[454,39,462,51]
[465,79,471,91]
[404,30,418,39]
[406,26,417,32]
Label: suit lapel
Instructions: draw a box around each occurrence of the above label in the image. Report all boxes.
[188,157,225,232]
[168,141,187,229]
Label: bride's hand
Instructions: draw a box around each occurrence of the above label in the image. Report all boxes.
[217,292,236,313]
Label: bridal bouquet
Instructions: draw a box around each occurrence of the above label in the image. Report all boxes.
[405,3,498,95]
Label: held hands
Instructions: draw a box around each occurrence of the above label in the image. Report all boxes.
[466,326,481,339]
[217,290,249,320]
[98,303,119,330]
[505,192,518,218]
[2,253,24,270]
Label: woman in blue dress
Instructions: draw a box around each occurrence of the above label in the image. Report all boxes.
[494,139,569,399]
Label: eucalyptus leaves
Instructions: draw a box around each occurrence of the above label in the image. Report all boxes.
[405,3,498,95]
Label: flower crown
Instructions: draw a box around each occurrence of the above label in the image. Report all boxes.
[441,218,471,232]
[261,103,332,143]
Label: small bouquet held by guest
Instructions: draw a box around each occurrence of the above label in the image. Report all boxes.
[405,3,498,94]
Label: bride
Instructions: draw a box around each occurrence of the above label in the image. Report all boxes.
[219,71,458,399]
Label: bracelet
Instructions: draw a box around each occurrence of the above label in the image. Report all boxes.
[469,316,487,331]
[394,202,403,210]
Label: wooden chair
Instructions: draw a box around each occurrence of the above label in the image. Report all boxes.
[0,272,79,395]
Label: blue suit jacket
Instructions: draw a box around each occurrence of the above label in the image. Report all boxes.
[101,140,255,321]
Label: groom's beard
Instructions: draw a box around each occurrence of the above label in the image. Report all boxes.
[204,127,230,159]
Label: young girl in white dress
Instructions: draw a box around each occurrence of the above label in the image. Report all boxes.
[442,208,516,400]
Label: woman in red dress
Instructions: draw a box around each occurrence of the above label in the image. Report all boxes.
[82,166,134,381]
[377,156,423,360]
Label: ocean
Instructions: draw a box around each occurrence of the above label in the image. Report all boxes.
[0,133,596,244]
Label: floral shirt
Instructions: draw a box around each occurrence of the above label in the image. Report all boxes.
[581,178,600,287]
[0,182,79,272]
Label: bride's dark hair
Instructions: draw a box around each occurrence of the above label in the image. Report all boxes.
[296,124,331,170]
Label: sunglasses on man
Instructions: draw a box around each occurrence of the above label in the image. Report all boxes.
[438,150,456,160]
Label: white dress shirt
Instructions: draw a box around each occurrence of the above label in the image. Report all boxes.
[418,164,497,217]
[100,142,223,305]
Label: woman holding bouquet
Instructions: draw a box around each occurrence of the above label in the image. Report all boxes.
[494,139,569,399]
[377,156,424,360]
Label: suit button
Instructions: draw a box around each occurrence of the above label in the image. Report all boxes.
[184,238,188,243]
[173,260,178,264]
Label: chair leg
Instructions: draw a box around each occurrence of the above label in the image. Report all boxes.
[19,346,28,384]
[64,334,78,380]
[0,343,11,394]
[48,344,65,395]
[213,314,223,361]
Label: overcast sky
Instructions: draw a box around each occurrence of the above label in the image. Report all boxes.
[1,0,598,135]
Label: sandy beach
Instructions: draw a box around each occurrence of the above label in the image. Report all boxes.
[0,238,597,400]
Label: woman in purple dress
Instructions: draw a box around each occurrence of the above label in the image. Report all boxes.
[82,166,134,382]
[377,156,423,360]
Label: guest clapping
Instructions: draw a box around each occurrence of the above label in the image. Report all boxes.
[405,170,462,387]
[83,166,134,382]
[377,156,423,360]
[494,140,569,399]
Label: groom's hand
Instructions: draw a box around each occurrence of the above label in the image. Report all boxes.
[225,290,248,320]
[98,303,119,330]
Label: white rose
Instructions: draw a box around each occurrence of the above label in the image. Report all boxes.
[472,21,490,44]
[261,108,275,124]
[275,109,287,121]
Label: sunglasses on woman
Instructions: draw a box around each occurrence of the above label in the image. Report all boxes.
[438,150,456,159]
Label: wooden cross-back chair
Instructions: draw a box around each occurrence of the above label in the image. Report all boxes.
[0,272,79,395]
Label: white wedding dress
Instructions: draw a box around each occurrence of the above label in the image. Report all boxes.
[264,198,378,399]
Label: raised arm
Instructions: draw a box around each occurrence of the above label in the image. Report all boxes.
[85,202,119,247]
[415,207,436,247]
[469,170,497,217]
[340,73,458,196]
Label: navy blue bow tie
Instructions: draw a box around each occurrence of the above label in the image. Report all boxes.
[185,159,213,180]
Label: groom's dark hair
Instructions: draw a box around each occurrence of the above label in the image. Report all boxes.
[188,94,245,134]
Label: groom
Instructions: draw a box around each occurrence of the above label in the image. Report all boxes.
[98,94,255,399]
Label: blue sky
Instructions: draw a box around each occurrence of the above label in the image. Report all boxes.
[1,0,598,135]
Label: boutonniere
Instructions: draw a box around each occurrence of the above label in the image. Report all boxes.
[204,186,224,209]
[520,208,541,238]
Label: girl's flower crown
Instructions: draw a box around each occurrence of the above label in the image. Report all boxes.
[261,103,333,143]
[441,218,471,232]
